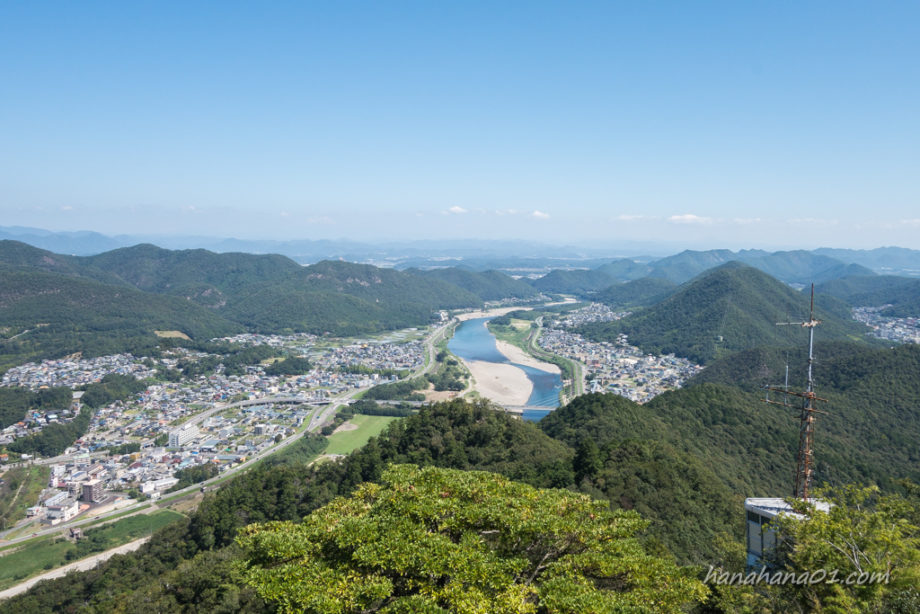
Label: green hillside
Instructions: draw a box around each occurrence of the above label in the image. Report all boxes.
[817,274,920,316]
[594,277,677,309]
[408,267,539,301]
[88,247,484,333]
[594,258,654,281]
[85,243,302,306]
[0,240,126,286]
[0,244,488,356]
[540,344,920,559]
[0,265,242,370]
[646,249,737,283]
[528,267,618,294]
[578,263,871,364]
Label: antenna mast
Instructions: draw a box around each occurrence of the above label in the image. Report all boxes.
[763,284,827,500]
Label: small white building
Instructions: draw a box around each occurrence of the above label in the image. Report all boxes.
[141,477,179,494]
[745,497,831,567]
[46,497,80,524]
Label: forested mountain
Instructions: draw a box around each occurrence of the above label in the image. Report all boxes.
[407,267,539,301]
[85,244,303,301]
[528,267,620,294]
[0,243,492,369]
[0,241,125,286]
[593,277,677,309]
[594,258,654,281]
[0,265,243,371]
[86,246,484,332]
[577,263,870,364]
[690,342,920,488]
[816,274,920,316]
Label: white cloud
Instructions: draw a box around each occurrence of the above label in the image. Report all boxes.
[60,205,74,211]
[532,210,550,220]
[731,217,762,225]
[279,211,290,218]
[667,213,713,224]
[788,217,839,226]
[447,206,468,214]
[898,218,920,227]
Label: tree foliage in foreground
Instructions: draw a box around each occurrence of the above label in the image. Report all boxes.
[769,484,920,614]
[237,464,706,614]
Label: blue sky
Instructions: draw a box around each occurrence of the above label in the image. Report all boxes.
[1,2,918,249]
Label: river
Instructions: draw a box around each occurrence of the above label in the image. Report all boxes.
[448,317,561,421]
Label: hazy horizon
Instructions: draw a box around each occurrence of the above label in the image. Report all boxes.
[2,3,919,249]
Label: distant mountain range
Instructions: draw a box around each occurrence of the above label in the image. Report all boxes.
[3,226,920,277]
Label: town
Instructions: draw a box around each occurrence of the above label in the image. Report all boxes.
[539,303,704,403]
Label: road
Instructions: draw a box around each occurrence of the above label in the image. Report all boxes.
[0,536,151,601]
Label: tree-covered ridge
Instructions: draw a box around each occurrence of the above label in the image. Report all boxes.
[577,263,871,364]
[85,246,485,333]
[84,243,303,295]
[0,240,127,286]
[816,274,920,316]
[0,242,490,367]
[593,277,677,309]
[528,268,620,295]
[237,464,706,614]
[408,266,539,300]
[0,264,244,371]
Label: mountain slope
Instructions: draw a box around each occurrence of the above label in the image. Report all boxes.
[528,268,618,294]
[816,274,920,317]
[594,277,677,309]
[5,244,487,339]
[577,263,870,364]
[0,265,242,370]
[407,267,539,301]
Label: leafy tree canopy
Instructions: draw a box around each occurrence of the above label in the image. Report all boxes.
[768,484,920,613]
[237,464,707,614]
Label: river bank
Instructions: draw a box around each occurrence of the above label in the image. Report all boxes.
[494,339,560,374]
[463,359,533,405]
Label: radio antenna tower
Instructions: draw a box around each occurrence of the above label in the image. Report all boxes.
[762,284,828,500]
